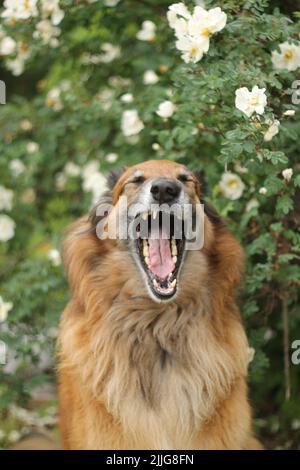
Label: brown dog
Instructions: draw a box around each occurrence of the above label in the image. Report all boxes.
[58,159,261,449]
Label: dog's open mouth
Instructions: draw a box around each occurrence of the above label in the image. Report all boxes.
[134,211,185,300]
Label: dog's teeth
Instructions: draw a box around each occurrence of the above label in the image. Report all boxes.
[145,256,150,266]
[142,212,148,220]
[143,240,149,257]
[171,239,177,256]
[172,256,177,264]
[152,209,158,220]
[170,279,177,288]
[153,279,159,288]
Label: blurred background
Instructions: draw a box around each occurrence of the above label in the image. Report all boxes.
[0,0,299,449]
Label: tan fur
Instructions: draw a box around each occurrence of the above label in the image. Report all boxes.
[58,160,262,450]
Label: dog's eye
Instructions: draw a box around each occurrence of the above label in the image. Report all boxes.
[131,176,145,184]
[178,174,193,184]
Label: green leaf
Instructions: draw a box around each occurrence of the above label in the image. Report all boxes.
[264,175,285,195]
[276,195,294,215]
[261,149,288,165]
[294,174,300,188]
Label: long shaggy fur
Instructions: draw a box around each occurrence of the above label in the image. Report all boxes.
[58,160,262,450]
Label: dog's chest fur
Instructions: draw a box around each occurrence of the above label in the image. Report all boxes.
[88,291,240,449]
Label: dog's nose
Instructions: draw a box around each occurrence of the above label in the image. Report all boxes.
[150,178,181,204]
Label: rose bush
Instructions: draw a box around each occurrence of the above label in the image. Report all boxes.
[0,0,299,448]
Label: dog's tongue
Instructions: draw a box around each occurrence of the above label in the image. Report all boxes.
[148,228,175,279]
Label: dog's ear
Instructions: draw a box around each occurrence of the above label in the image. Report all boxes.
[192,170,225,227]
[89,193,112,228]
[203,201,224,227]
[193,169,207,196]
[89,167,127,228]
[107,166,127,190]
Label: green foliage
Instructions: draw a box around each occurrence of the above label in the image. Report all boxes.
[0,0,299,448]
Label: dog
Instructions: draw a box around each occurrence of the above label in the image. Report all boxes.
[58,159,262,449]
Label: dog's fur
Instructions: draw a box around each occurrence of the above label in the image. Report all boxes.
[58,160,261,450]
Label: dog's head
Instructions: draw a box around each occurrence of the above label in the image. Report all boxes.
[91,160,208,303]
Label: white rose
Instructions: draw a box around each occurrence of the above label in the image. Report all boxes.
[167,3,191,34]
[152,142,161,151]
[120,93,134,103]
[143,70,159,85]
[235,85,267,117]
[105,153,119,163]
[283,109,295,116]
[82,160,100,179]
[168,3,191,21]
[46,87,63,111]
[168,4,226,62]
[26,141,39,153]
[219,172,245,200]
[187,6,227,51]
[104,0,121,6]
[5,40,29,76]
[156,100,176,119]
[246,198,259,212]
[55,172,66,191]
[136,21,156,41]
[64,162,81,177]
[282,168,293,182]
[247,347,256,364]
[0,296,13,322]
[175,35,206,63]
[291,419,300,431]
[259,187,267,195]
[6,54,26,76]
[83,171,107,193]
[264,119,280,141]
[0,214,16,242]
[1,0,38,21]
[0,36,16,55]
[47,248,61,266]
[20,119,32,131]
[33,19,61,46]
[0,186,13,211]
[9,159,26,177]
[121,110,144,136]
[99,43,120,63]
[272,42,300,72]
[83,171,108,205]
[40,0,64,25]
